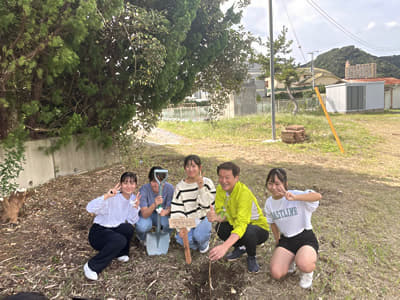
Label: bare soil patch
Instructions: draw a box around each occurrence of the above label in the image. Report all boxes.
[185,261,246,299]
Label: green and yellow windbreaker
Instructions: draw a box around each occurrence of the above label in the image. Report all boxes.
[215,181,269,238]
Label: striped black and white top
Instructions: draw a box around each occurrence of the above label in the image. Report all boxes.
[170,177,216,221]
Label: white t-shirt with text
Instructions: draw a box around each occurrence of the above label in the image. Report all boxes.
[264,190,319,238]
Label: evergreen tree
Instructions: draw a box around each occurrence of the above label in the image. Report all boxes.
[0,0,249,147]
[256,26,300,114]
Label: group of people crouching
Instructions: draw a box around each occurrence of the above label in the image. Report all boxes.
[84,154,322,289]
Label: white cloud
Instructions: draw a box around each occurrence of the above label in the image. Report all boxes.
[366,21,376,30]
[385,21,399,28]
[222,0,400,61]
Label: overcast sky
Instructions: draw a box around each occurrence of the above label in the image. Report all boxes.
[223,0,400,64]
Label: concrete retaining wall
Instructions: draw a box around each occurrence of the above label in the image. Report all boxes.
[0,137,120,190]
[234,79,257,116]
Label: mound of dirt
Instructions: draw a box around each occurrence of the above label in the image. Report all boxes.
[185,261,247,299]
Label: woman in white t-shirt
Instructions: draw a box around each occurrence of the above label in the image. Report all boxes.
[264,168,321,289]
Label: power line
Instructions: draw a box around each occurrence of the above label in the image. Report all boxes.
[280,0,307,63]
[306,0,375,49]
[306,0,399,52]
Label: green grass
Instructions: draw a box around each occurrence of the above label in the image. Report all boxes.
[158,112,382,156]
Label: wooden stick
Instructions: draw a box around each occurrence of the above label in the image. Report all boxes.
[181,228,192,264]
[0,256,17,265]
[209,222,221,294]
[169,218,195,264]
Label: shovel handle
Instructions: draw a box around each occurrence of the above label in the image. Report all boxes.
[181,228,192,264]
[154,169,168,210]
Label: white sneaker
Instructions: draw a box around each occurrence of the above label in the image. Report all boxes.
[117,255,129,262]
[299,271,313,289]
[199,242,209,254]
[84,262,98,281]
[288,261,297,274]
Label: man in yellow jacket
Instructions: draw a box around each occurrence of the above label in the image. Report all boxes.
[208,162,269,273]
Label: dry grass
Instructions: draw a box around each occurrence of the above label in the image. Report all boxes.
[1,112,400,299]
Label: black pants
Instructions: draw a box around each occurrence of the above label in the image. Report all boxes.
[216,222,269,257]
[88,223,134,273]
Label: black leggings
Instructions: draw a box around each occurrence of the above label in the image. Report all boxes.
[88,223,134,273]
[216,222,269,257]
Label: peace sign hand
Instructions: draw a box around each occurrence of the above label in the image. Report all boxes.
[104,183,120,200]
[275,184,287,199]
[285,191,296,201]
[134,192,141,209]
[197,170,204,189]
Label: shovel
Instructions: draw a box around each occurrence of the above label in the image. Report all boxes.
[146,169,170,255]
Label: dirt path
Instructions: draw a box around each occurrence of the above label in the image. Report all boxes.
[144,127,191,145]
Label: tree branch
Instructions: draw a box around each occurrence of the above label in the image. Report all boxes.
[10,12,27,50]
[25,125,53,133]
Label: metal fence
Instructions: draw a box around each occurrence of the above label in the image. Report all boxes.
[256,97,322,114]
[161,97,322,121]
[161,106,210,121]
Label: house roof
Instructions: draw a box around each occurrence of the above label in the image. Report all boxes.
[299,72,341,85]
[298,67,338,76]
[296,67,341,85]
[347,77,400,85]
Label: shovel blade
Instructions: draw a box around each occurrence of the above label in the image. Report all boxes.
[146,232,170,255]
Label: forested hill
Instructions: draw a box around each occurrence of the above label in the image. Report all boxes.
[303,45,400,79]
[380,54,400,69]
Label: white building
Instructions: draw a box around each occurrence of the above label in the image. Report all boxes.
[346,77,400,109]
[325,81,384,113]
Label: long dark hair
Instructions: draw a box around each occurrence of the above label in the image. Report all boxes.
[265,168,288,189]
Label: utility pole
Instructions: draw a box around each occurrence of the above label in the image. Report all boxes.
[269,0,276,140]
[308,51,319,90]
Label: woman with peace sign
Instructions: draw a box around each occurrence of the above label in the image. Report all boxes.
[264,168,321,289]
[83,172,141,281]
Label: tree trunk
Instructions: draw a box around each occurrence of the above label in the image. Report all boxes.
[286,86,298,115]
[0,89,10,139]
[0,106,9,139]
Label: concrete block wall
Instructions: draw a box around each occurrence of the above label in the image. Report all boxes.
[234,79,257,116]
[0,136,120,190]
[15,139,55,188]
